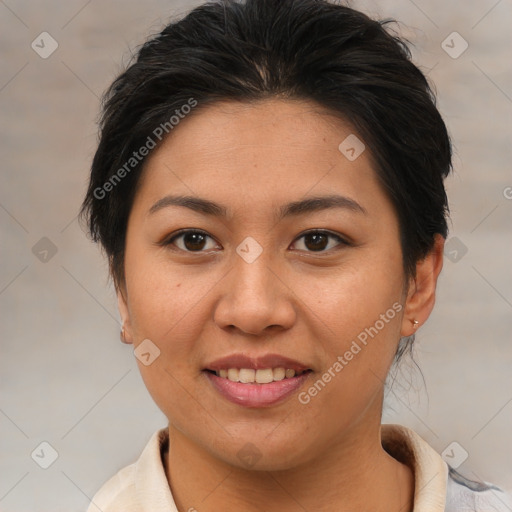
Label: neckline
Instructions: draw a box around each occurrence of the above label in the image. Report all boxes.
[140,424,448,512]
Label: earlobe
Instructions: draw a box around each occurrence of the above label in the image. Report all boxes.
[117,286,134,345]
[400,234,445,337]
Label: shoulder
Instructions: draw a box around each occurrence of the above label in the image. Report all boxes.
[86,462,138,512]
[86,428,170,512]
[381,424,512,512]
[445,466,512,512]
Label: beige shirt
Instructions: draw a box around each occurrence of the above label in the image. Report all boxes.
[86,424,511,512]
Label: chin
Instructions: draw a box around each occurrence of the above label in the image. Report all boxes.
[214,434,312,472]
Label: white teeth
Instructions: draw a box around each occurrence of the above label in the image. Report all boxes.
[285,369,295,378]
[239,369,255,383]
[273,367,285,381]
[215,367,305,383]
[227,368,239,382]
[255,368,273,384]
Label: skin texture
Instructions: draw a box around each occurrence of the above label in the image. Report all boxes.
[117,98,444,512]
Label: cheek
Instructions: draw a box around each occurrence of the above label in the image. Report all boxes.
[299,247,404,342]
[124,256,208,420]
[121,248,210,409]
[295,247,404,394]
[124,240,210,344]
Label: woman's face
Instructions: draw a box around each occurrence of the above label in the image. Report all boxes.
[119,98,431,470]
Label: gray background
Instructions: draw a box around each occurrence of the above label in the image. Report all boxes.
[1,0,511,510]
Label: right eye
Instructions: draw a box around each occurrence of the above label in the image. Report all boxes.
[162,229,220,253]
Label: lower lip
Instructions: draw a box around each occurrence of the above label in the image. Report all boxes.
[204,371,312,408]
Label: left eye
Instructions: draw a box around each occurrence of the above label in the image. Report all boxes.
[291,230,348,252]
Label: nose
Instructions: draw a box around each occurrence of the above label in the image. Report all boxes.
[213,250,296,336]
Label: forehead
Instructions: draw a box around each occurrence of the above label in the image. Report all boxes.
[152,98,366,159]
[133,98,388,218]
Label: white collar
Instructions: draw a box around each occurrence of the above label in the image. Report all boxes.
[381,424,448,512]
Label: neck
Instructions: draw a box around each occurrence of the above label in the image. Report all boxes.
[164,419,414,512]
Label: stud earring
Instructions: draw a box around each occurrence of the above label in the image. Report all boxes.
[412,319,419,328]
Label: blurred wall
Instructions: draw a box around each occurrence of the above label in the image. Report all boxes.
[1,0,511,510]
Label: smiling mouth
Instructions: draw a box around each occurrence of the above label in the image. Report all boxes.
[204,368,312,384]
[203,367,313,407]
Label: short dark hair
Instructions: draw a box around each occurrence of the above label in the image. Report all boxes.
[80,0,452,292]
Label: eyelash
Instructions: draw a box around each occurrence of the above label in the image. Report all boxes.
[161,229,351,254]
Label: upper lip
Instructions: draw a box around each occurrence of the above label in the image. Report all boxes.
[204,353,311,372]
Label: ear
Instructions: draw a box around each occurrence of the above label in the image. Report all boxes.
[117,284,134,345]
[400,234,445,337]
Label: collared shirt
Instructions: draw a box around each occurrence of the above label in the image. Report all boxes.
[86,424,512,511]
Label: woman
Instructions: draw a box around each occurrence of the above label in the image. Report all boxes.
[80,0,511,510]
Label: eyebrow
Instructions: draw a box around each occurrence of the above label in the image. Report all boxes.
[148,193,367,220]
